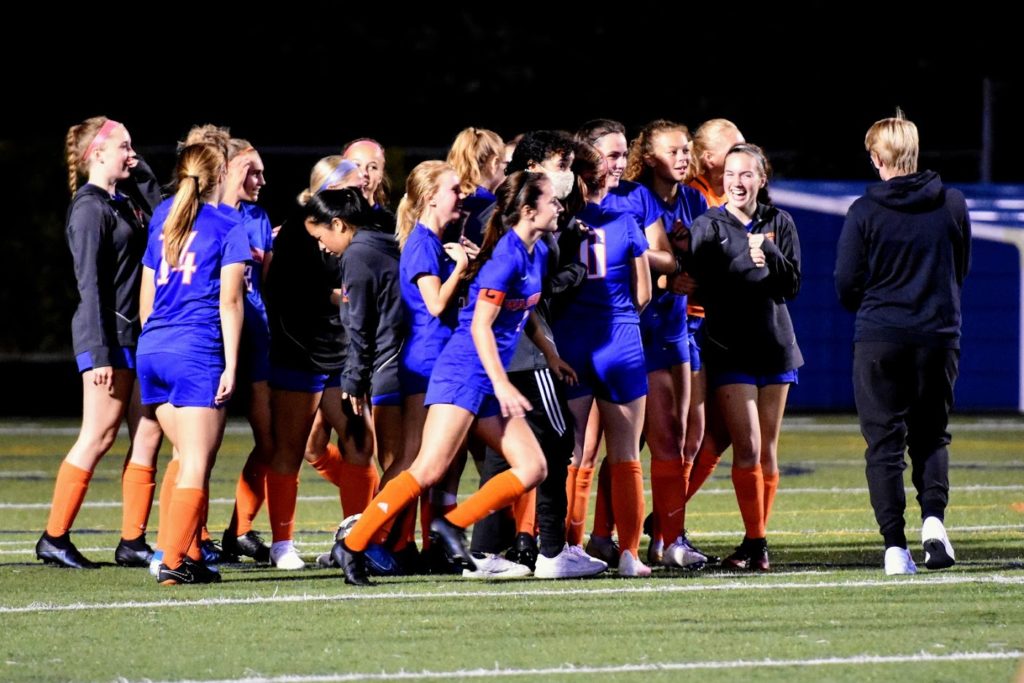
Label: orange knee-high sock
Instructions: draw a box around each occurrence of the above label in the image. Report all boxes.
[45,462,93,537]
[609,461,644,555]
[564,464,579,535]
[383,505,417,551]
[732,465,766,539]
[156,459,180,550]
[650,458,686,545]
[566,466,593,546]
[265,470,300,543]
[513,487,537,535]
[338,461,381,519]
[346,471,422,552]
[686,452,721,502]
[591,459,614,538]
[310,443,345,487]
[681,460,694,502]
[446,471,527,530]
[121,463,156,540]
[162,487,206,569]
[419,494,434,550]
[232,455,267,536]
[763,471,780,527]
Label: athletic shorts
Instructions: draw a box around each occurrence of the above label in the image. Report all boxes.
[137,352,224,408]
[556,320,648,404]
[371,356,401,406]
[238,318,271,384]
[708,368,799,390]
[424,377,500,418]
[687,316,704,372]
[76,346,135,373]
[269,365,342,393]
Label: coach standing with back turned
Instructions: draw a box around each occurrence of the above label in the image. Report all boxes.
[835,111,971,576]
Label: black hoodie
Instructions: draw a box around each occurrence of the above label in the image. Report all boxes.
[339,229,405,397]
[835,170,971,348]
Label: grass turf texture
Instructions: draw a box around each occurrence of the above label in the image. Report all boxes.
[0,416,1021,682]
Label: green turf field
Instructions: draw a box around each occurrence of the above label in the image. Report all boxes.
[1,416,1022,682]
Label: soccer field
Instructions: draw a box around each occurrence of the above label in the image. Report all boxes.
[1,416,1022,682]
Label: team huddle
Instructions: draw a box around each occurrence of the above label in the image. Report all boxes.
[38,112,957,585]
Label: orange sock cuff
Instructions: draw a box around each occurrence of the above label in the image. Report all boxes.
[156,459,181,550]
[339,461,380,519]
[732,465,766,539]
[266,470,300,543]
[121,463,156,540]
[45,461,94,537]
[609,461,645,554]
[163,487,206,568]
[650,458,686,543]
[346,471,422,552]
[446,470,527,530]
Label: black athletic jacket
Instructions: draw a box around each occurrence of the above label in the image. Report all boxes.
[688,203,803,374]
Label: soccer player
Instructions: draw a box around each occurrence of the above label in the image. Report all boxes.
[836,112,969,575]
[332,171,572,585]
[37,117,163,569]
[687,143,802,571]
[445,127,506,246]
[136,142,249,584]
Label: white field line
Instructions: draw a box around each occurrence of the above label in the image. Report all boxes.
[3,483,1023,511]
[2,574,1023,615]
[143,650,1024,683]
[3,419,1024,437]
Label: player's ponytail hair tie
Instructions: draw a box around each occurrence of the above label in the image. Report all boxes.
[81,119,122,162]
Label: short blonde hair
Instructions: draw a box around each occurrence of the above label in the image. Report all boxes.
[865,110,918,174]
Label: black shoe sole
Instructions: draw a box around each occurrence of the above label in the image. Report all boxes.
[923,539,955,570]
[429,520,477,571]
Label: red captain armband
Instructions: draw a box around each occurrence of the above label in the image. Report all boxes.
[478,288,506,306]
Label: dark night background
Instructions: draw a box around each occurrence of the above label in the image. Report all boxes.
[0,10,1019,412]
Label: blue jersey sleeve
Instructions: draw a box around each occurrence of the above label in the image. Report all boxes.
[637,184,661,229]
[627,215,649,256]
[222,221,252,267]
[403,232,444,282]
[142,230,162,270]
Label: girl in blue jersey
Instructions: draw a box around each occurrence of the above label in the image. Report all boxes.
[552,141,653,576]
[332,171,567,585]
[392,161,470,561]
[446,127,506,246]
[37,117,164,570]
[687,144,802,571]
[218,138,276,563]
[137,143,250,584]
[623,120,709,569]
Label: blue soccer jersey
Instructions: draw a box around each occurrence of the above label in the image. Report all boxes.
[562,202,649,324]
[237,202,273,320]
[601,179,661,231]
[399,223,460,383]
[428,230,547,396]
[139,204,251,357]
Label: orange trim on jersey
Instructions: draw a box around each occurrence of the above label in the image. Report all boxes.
[478,288,506,306]
[688,175,727,208]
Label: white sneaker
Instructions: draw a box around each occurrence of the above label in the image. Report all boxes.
[618,549,652,577]
[535,544,608,579]
[884,546,917,575]
[662,537,707,569]
[462,552,532,579]
[270,541,306,570]
[921,516,956,570]
[585,535,620,568]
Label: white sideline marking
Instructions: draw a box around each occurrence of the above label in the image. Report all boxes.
[3,483,1022,511]
[140,650,1024,682]
[2,574,1023,615]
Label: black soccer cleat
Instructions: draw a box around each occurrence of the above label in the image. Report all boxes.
[331,540,372,586]
[721,537,769,572]
[222,529,271,563]
[114,535,155,567]
[157,557,222,585]
[506,532,538,571]
[429,518,477,571]
[36,532,98,569]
